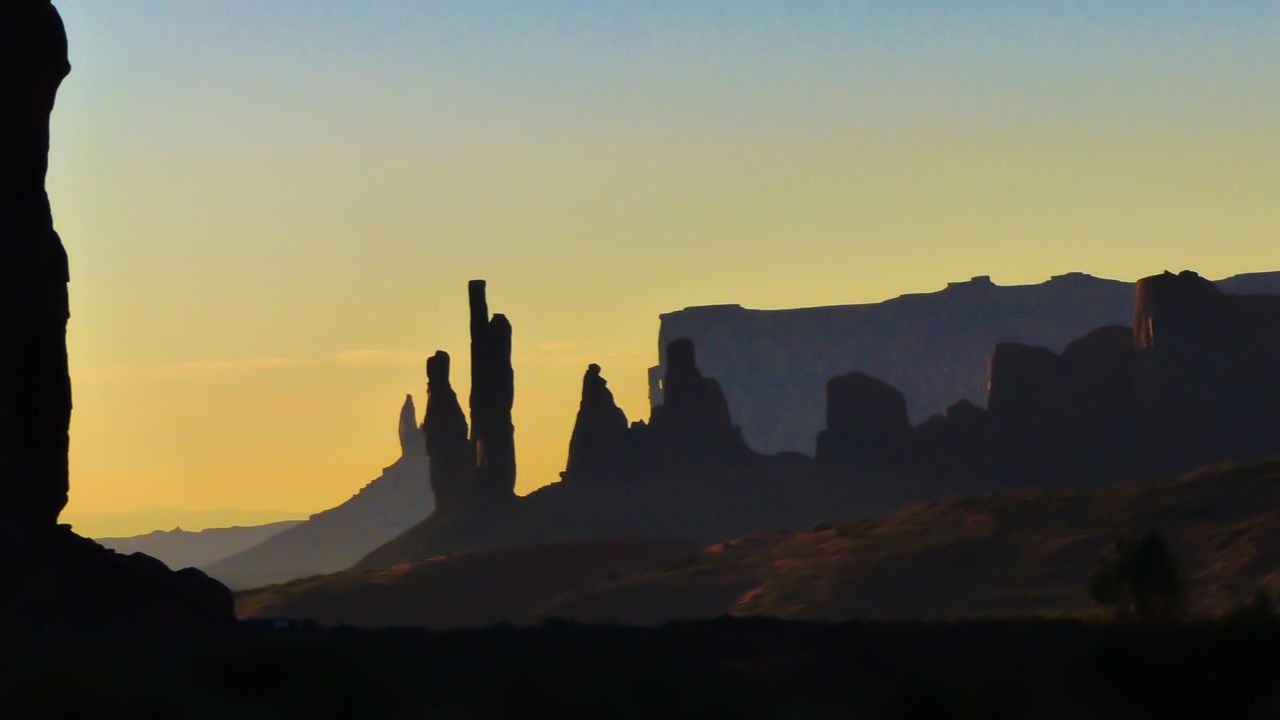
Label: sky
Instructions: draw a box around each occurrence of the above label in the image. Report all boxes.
[47,1,1280,537]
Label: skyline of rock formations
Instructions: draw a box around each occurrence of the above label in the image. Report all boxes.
[653,271,1280,456]
[561,338,756,487]
[423,282,519,515]
[817,270,1280,496]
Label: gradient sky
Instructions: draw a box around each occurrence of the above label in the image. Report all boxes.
[47,1,1280,536]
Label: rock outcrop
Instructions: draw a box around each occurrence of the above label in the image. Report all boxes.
[399,393,425,458]
[1,0,73,531]
[469,280,517,500]
[1134,270,1280,476]
[420,283,518,515]
[0,1,234,629]
[561,364,635,485]
[561,339,755,486]
[815,373,911,469]
[817,270,1280,494]
[642,339,753,474]
[424,350,474,514]
[653,271,1280,456]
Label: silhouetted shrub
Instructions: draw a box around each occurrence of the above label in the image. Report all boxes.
[1089,533,1185,621]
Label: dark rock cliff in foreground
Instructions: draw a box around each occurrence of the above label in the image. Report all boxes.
[0,1,232,629]
[203,395,434,589]
[653,271,1280,456]
[1,0,73,531]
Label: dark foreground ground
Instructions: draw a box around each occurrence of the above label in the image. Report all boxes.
[5,617,1280,719]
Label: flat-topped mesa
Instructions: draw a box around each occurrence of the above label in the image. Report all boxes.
[562,364,635,485]
[424,351,473,514]
[398,394,425,460]
[644,338,752,473]
[1,0,73,530]
[1132,270,1280,474]
[816,372,911,468]
[467,280,516,500]
[1133,270,1233,351]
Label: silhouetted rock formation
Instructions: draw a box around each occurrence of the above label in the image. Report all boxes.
[1134,271,1280,476]
[653,271,1280,455]
[204,395,435,589]
[642,339,753,473]
[424,350,474,514]
[816,270,1280,495]
[987,326,1137,484]
[561,340,754,486]
[417,283,519,516]
[1,0,73,530]
[469,280,517,500]
[561,364,635,485]
[816,373,911,469]
[0,3,233,628]
[399,393,425,458]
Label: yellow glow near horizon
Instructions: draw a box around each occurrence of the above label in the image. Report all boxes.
[48,1,1280,537]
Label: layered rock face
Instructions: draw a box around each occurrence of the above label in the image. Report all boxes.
[0,1,233,629]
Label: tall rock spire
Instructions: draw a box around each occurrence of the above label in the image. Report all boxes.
[562,364,634,485]
[1,0,74,529]
[398,394,425,459]
[424,351,473,514]
[467,280,516,499]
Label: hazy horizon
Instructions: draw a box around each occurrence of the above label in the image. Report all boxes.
[48,1,1280,536]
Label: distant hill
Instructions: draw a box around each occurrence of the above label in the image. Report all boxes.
[238,459,1280,628]
[203,395,434,589]
[651,271,1280,454]
[96,521,302,570]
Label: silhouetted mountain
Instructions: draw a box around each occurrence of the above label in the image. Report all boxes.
[96,521,303,571]
[651,271,1280,455]
[818,271,1280,500]
[355,270,1280,576]
[203,395,433,589]
[0,1,232,630]
[240,459,1280,628]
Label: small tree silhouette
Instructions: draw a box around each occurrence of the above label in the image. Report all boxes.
[1089,533,1186,621]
